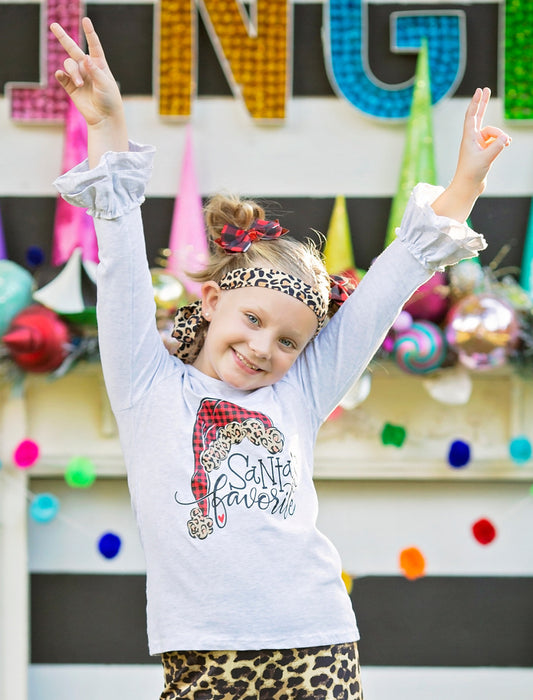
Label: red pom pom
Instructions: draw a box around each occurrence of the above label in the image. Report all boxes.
[472,517,497,545]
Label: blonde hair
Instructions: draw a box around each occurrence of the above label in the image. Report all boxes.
[189,193,330,298]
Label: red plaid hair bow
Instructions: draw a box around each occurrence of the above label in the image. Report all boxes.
[214,219,288,254]
[329,273,357,309]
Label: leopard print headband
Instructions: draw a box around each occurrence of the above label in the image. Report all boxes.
[171,267,329,363]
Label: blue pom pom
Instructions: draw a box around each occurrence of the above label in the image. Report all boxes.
[448,439,471,468]
[98,532,122,559]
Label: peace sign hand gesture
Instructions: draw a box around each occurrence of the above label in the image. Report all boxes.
[455,87,511,194]
[50,17,128,164]
[432,87,511,222]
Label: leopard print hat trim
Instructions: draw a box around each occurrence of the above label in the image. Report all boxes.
[171,267,329,363]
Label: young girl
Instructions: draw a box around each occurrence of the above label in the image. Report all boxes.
[50,17,510,699]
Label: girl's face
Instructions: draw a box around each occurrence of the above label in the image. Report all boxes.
[193,282,318,390]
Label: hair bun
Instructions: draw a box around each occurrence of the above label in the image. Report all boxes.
[204,193,266,242]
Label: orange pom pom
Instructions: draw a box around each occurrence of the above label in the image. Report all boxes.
[399,546,426,580]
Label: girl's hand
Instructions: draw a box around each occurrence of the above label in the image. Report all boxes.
[50,17,122,126]
[432,87,511,221]
[453,87,511,195]
[50,17,128,163]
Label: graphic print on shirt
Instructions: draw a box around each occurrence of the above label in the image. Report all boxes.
[174,398,297,539]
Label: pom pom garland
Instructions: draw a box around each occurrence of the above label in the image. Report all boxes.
[399,546,426,580]
[381,423,407,447]
[98,532,122,559]
[509,436,532,465]
[64,456,96,488]
[472,517,497,545]
[448,439,471,468]
[13,439,40,469]
[29,493,59,523]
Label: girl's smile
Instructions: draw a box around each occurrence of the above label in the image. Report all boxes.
[193,282,318,390]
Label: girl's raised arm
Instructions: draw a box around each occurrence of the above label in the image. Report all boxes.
[431,87,511,222]
[50,17,129,167]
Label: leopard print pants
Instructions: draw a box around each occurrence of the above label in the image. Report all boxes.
[160,642,363,699]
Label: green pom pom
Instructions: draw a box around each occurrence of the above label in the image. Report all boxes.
[381,422,407,447]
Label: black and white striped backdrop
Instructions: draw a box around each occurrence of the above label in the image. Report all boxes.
[1,1,532,698]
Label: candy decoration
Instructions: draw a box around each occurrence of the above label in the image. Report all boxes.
[445,293,520,371]
[509,436,532,465]
[65,456,96,488]
[166,127,208,297]
[98,532,122,559]
[399,546,426,580]
[30,493,60,523]
[448,439,471,468]
[381,423,407,447]
[13,439,40,469]
[2,305,70,373]
[0,259,34,335]
[384,40,436,248]
[403,272,449,323]
[393,320,447,374]
[472,517,497,545]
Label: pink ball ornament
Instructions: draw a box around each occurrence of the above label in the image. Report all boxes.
[393,321,447,375]
[445,293,520,371]
[403,272,449,323]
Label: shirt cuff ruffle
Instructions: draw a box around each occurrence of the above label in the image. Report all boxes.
[395,183,487,271]
[53,141,156,220]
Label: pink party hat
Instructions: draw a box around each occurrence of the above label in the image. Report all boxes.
[167,127,208,298]
[52,101,98,265]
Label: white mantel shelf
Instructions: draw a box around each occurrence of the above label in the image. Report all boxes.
[1,360,532,700]
[1,360,532,482]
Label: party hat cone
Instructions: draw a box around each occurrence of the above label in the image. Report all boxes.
[167,126,208,298]
[52,101,98,265]
[384,40,436,248]
[0,205,6,260]
[324,195,355,274]
[520,197,533,294]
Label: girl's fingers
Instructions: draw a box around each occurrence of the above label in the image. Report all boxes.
[50,22,85,62]
[63,57,84,87]
[81,17,106,62]
[474,87,491,127]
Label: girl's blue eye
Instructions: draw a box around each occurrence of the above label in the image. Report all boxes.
[280,338,295,349]
[246,313,258,325]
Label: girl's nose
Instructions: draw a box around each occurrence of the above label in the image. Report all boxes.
[248,332,272,359]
